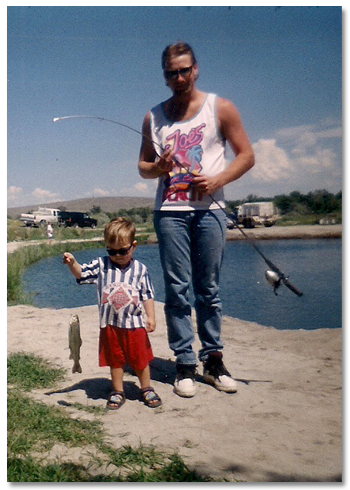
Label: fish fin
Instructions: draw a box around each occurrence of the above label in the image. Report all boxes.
[72,362,82,374]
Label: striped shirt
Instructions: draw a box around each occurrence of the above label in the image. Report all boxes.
[77,257,155,329]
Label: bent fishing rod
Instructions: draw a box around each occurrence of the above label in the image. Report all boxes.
[53,114,303,297]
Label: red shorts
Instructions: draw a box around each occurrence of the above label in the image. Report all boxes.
[99,325,154,371]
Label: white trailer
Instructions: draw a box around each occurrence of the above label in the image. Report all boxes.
[237,202,279,228]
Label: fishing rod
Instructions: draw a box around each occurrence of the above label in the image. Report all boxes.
[53,114,303,297]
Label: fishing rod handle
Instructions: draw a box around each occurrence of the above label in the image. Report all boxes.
[282,278,303,297]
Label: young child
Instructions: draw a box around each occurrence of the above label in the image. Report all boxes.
[63,217,162,410]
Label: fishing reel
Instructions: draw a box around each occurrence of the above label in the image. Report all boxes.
[265,270,303,297]
[265,270,282,295]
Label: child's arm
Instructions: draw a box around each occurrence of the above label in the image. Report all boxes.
[143,298,156,332]
[63,252,82,280]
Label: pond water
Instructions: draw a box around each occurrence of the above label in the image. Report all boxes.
[23,238,342,331]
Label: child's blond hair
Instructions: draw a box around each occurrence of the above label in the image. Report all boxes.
[104,217,136,245]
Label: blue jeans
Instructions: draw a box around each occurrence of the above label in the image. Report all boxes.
[154,209,226,365]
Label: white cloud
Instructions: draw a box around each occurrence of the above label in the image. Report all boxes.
[276,125,314,141]
[294,148,336,171]
[248,122,341,195]
[32,188,61,202]
[251,139,291,182]
[276,123,341,149]
[91,188,111,197]
[7,186,23,202]
[315,127,342,139]
[118,181,156,197]
[133,182,149,193]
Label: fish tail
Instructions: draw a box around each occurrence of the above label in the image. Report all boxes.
[72,361,82,373]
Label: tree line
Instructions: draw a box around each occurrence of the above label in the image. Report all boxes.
[227,189,342,216]
[86,189,342,225]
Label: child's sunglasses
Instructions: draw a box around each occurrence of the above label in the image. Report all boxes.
[106,244,133,256]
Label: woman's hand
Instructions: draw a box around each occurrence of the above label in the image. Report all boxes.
[157,148,175,174]
[192,174,222,195]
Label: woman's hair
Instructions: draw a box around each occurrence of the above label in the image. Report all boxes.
[104,217,136,245]
[161,42,197,70]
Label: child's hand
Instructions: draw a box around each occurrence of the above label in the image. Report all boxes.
[145,319,156,333]
[63,252,82,279]
[63,252,75,266]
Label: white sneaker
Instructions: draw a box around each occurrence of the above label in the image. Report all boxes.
[203,371,238,392]
[203,352,237,393]
[173,365,197,398]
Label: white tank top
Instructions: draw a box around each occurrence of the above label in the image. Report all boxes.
[150,93,226,211]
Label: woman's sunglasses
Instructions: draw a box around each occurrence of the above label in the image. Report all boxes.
[106,244,133,256]
[164,65,193,80]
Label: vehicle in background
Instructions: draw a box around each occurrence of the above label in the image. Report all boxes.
[226,210,237,230]
[58,211,97,228]
[319,213,338,225]
[236,202,279,228]
[20,208,61,227]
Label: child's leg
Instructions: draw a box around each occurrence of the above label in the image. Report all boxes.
[134,365,151,390]
[110,367,124,392]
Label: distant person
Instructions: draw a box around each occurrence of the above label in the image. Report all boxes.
[46,223,53,242]
[63,217,161,410]
[138,42,254,398]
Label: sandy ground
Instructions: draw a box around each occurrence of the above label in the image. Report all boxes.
[7,301,342,482]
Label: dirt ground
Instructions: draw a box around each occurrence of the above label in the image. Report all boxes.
[7,302,342,482]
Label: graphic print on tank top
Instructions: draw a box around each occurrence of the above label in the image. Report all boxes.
[162,123,206,203]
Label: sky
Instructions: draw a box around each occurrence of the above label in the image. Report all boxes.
[7,5,343,209]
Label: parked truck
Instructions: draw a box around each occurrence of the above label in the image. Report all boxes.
[236,202,279,228]
[58,211,97,228]
[20,208,61,227]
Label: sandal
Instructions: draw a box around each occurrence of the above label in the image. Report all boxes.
[106,391,125,410]
[140,387,162,408]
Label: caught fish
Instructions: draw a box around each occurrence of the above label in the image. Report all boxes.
[69,314,82,373]
[265,270,281,295]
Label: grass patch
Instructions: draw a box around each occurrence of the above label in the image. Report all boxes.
[7,352,216,482]
[70,402,107,415]
[7,453,213,482]
[7,352,66,391]
[7,219,154,243]
[7,458,114,483]
[7,390,104,456]
[7,219,104,243]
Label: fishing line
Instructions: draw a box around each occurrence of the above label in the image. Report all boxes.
[53,114,303,297]
[53,115,164,158]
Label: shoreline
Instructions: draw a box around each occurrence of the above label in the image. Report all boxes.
[7,302,342,482]
[7,224,342,254]
[225,223,342,240]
